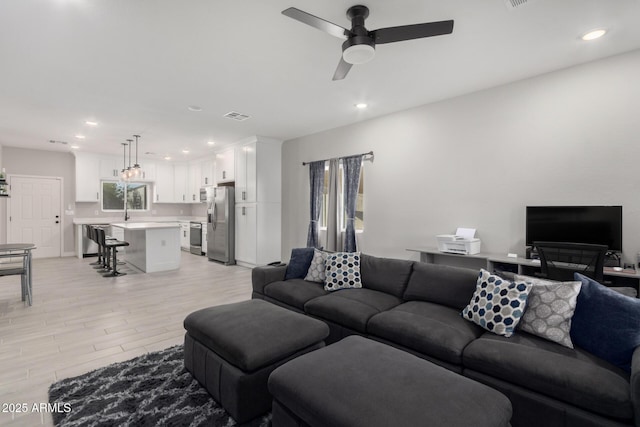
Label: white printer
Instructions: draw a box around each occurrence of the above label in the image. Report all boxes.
[436,228,482,255]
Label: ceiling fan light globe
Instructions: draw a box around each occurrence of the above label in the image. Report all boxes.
[343,44,375,64]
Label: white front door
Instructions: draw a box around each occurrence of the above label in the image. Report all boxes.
[8,176,62,258]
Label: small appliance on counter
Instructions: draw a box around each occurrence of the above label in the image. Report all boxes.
[436,227,481,255]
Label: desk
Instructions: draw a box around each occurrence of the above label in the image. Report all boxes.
[407,247,640,294]
[0,243,36,306]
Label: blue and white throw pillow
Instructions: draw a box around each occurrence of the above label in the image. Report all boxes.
[324,252,362,292]
[462,269,531,337]
[304,249,329,283]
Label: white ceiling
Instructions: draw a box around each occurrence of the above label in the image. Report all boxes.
[1,0,639,161]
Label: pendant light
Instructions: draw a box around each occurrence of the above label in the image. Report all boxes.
[132,134,143,178]
[120,142,129,181]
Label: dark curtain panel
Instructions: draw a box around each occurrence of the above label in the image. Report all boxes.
[342,155,363,252]
[306,160,325,248]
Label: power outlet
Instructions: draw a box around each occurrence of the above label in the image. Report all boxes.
[94,210,99,215]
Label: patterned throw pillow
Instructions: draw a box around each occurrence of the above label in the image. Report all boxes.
[514,275,582,348]
[304,249,329,283]
[324,252,362,292]
[462,269,531,337]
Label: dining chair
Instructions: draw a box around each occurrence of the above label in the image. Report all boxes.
[0,250,32,306]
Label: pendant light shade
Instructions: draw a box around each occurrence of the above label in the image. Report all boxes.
[120,142,129,181]
[132,134,143,178]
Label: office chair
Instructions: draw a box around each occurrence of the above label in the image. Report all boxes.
[534,241,607,282]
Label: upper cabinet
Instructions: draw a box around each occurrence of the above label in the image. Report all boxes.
[216,148,235,183]
[173,163,188,203]
[201,159,214,187]
[74,152,101,202]
[187,161,201,203]
[99,156,122,179]
[154,161,174,203]
[235,137,282,204]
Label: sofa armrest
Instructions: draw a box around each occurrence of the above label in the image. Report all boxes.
[632,346,640,427]
[252,265,287,295]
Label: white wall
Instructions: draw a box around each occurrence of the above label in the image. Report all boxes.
[282,49,640,265]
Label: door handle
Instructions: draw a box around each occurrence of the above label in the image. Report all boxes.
[55,221,59,224]
[55,215,59,218]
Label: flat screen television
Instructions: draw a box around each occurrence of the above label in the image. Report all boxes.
[525,206,622,252]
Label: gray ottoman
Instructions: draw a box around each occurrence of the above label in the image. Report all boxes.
[183,299,329,423]
[269,336,513,427]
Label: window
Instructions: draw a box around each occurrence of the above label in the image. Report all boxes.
[320,163,364,231]
[102,181,149,211]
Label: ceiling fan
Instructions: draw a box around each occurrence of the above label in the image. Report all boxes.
[282,5,454,81]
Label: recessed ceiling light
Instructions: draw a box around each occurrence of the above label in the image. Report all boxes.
[70,145,80,149]
[581,28,607,41]
[75,134,85,139]
[85,121,98,126]
[355,103,368,109]
[164,156,172,160]
[207,141,216,146]
[187,105,203,112]
[182,149,190,154]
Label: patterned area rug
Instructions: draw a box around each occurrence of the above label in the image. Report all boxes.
[48,345,271,427]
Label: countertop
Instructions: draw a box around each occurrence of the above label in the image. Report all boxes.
[73,216,206,225]
[111,222,180,230]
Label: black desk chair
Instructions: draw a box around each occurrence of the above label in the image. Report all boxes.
[534,241,637,298]
[534,241,607,282]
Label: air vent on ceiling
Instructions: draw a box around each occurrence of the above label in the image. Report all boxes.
[223,111,251,121]
[49,139,68,145]
[505,0,532,9]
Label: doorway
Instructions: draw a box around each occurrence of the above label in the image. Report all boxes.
[7,176,63,258]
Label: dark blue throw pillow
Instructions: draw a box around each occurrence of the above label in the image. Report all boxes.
[570,273,640,372]
[284,247,316,280]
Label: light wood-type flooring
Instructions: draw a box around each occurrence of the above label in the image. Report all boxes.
[0,252,253,426]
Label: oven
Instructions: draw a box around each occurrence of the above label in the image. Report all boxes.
[190,222,203,255]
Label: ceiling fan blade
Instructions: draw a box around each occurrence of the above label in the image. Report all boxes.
[332,57,353,81]
[282,7,349,39]
[372,20,454,44]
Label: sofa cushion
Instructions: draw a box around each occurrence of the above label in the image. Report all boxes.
[264,279,328,311]
[463,331,633,420]
[403,263,479,310]
[368,301,485,366]
[360,253,413,298]
[324,252,362,291]
[462,269,531,337]
[571,273,640,373]
[284,247,316,280]
[304,249,329,283]
[514,274,582,349]
[304,288,402,333]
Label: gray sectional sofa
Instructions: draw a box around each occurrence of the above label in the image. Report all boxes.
[252,253,640,427]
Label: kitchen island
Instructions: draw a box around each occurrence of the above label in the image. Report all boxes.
[111,222,181,273]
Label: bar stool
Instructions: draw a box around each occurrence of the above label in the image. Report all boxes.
[95,228,129,277]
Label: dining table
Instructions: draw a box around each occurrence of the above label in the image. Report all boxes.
[0,243,36,306]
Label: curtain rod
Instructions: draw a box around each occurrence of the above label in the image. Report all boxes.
[302,151,374,166]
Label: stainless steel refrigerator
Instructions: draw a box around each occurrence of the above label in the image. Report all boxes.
[207,186,236,265]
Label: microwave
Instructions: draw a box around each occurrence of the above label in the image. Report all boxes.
[199,187,208,202]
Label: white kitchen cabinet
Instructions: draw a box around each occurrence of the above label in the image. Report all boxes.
[201,222,208,254]
[235,202,282,267]
[201,159,214,187]
[154,161,174,203]
[215,148,235,183]
[74,152,101,202]
[179,221,189,250]
[173,163,188,203]
[100,156,122,179]
[187,161,201,203]
[139,160,156,181]
[233,136,282,267]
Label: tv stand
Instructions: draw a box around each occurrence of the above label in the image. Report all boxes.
[407,247,639,296]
